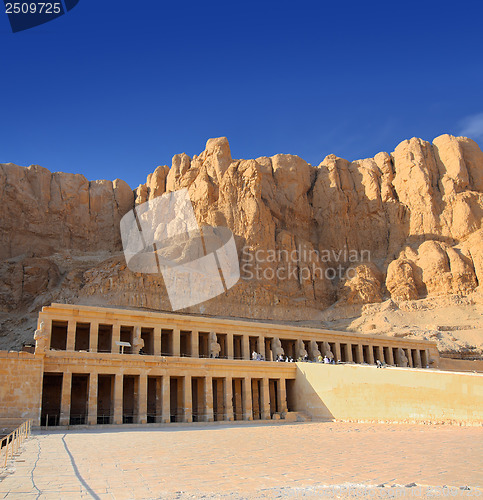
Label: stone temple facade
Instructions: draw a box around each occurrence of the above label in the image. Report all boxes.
[1,303,444,428]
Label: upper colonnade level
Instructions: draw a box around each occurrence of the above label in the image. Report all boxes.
[35,303,440,368]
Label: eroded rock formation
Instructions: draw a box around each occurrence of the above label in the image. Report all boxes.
[1,134,482,355]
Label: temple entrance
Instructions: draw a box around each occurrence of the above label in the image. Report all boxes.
[180,330,192,357]
[217,334,227,358]
[123,375,138,423]
[161,329,173,356]
[70,374,88,424]
[50,321,68,351]
[232,378,244,420]
[351,344,359,363]
[251,379,261,420]
[97,374,114,424]
[286,379,296,412]
[212,378,225,421]
[147,376,162,423]
[269,379,279,416]
[233,335,243,359]
[97,325,112,353]
[120,327,133,354]
[141,328,154,355]
[170,377,183,422]
[340,343,349,362]
[74,323,90,351]
[191,377,205,422]
[198,332,209,358]
[41,373,63,426]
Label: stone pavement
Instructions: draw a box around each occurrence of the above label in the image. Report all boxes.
[0,422,482,499]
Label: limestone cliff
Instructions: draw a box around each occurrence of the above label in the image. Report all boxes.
[1,134,482,357]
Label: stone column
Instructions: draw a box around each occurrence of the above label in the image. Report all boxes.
[153,327,162,356]
[173,327,181,357]
[261,378,270,420]
[406,349,413,368]
[242,335,250,360]
[224,377,234,421]
[161,376,170,423]
[346,344,353,363]
[89,321,99,353]
[413,349,422,368]
[66,321,76,351]
[258,335,265,357]
[386,346,394,365]
[138,374,148,424]
[367,345,374,364]
[278,378,288,413]
[191,330,199,358]
[183,375,192,423]
[112,324,121,354]
[59,372,72,426]
[226,333,234,359]
[113,374,123,424]
[243,377,253,420]
[87,372,98,425]
[334,342,342,363]
[357,344,364,364]
[204,376,214,422]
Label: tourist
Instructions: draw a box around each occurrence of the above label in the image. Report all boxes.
[252,350,257,360]
[323,356,329,364]
[317,354,323,363]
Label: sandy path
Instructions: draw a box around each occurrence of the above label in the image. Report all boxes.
[0,421,481,499]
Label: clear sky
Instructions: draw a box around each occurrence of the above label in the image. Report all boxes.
[1,0,483,188]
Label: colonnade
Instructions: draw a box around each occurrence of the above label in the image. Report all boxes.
[42,370,290,427]
[42,318,432,368]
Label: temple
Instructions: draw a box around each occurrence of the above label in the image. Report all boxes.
[6,303,471,429]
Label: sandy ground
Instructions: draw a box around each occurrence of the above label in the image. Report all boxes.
[0,421,482,499]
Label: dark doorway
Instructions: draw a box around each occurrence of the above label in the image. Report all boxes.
[50,321,68,351]
[70,374,89,424]
[269,379,279,416]
[161,329,173,356]
[141,328,154,355]
[147,376,162,423]
[198,332,209,358]
[74,323,90,351]
[233,335,243,359]
[120,327,133,354]
[286,379,296,412]
[97,374,114,424]
[41,373,63,426]
[97,324,112,353]
[232,378,244,420]
[122,375,138,423]
[170,377,183,422]
[180,330,191,357]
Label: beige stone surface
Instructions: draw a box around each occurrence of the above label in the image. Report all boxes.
[1,423,482,499]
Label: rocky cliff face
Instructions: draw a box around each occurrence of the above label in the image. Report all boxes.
[1,134,482,356]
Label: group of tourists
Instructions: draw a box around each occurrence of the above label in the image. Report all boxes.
[251,351,339,363]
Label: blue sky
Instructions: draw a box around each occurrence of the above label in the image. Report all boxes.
[1,0,483,188]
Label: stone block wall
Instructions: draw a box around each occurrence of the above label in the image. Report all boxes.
[0,351,43,428]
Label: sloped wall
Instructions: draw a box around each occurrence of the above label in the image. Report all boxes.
[294,363,483,425]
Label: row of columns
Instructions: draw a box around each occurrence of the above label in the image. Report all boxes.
[58,372,288,426]
[54,319,430,368]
